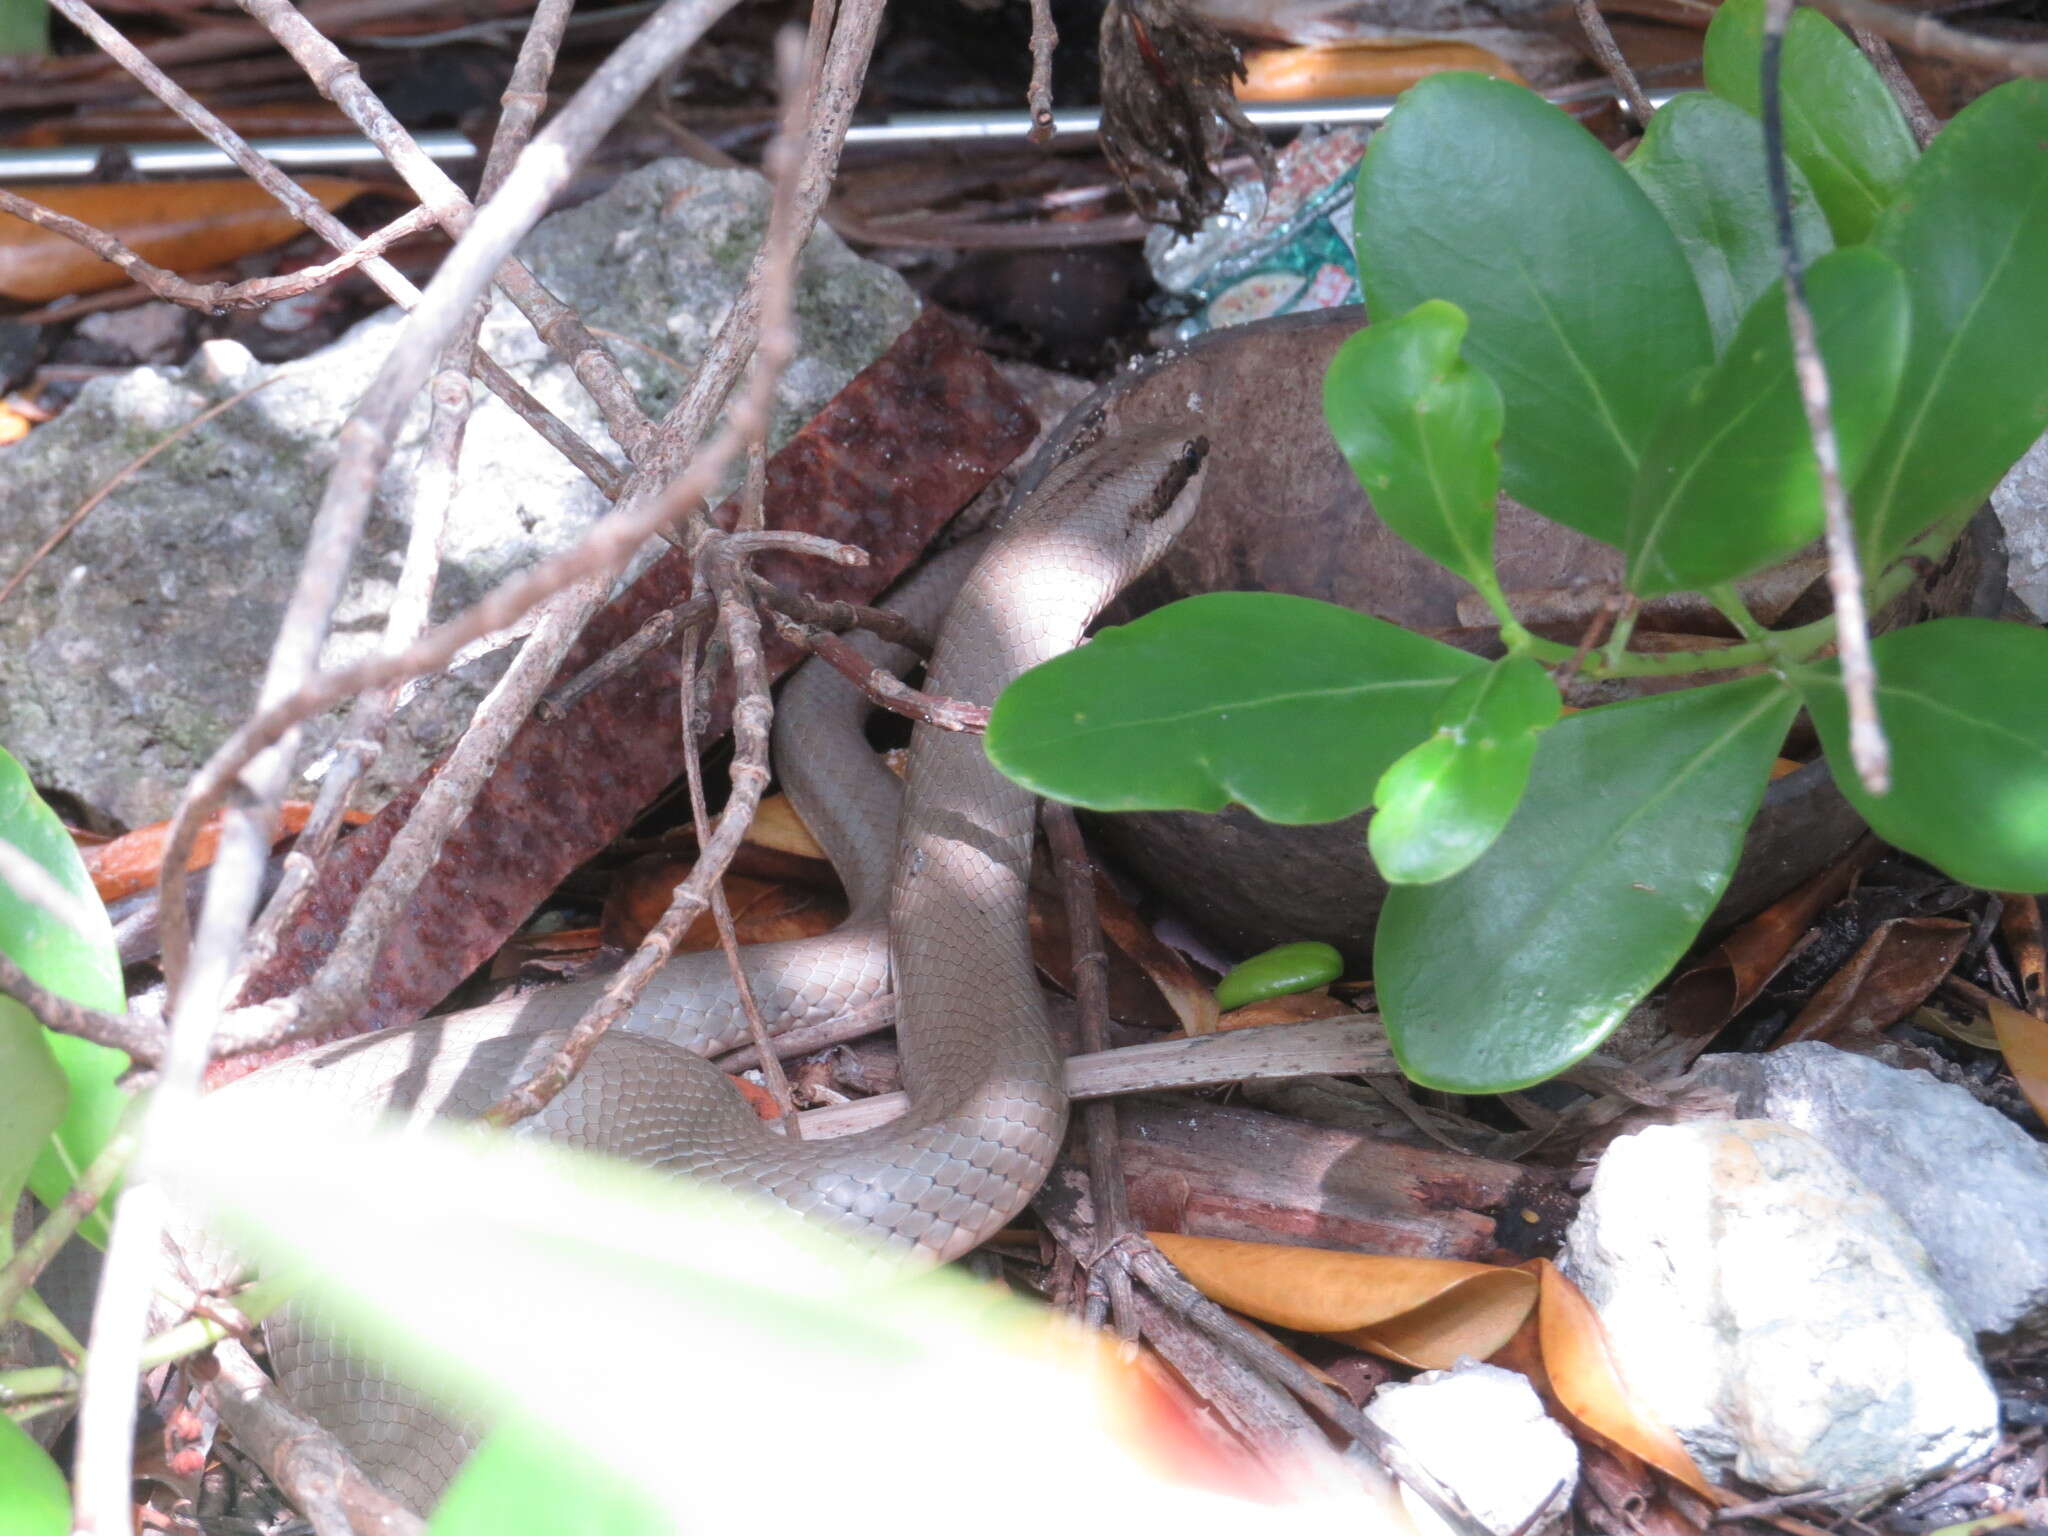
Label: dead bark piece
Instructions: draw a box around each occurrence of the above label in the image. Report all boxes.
[1116,1096,1566,1261]
[1778,915,1972,1049]
[227,311,1035,1062]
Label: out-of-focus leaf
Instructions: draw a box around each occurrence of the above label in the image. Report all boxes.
[0,1415,68,1536]
[1150,1232,1537,1369]
[1355,71,1713,545]
[1625,246,1909,597]
[1376,677,1798,1092]
[986,592,1479,823]
[430,1424,667,1536]
[1323,299,1503,595]
[0,0,48,58]
[1369,654,1559,884]
[1214,943,1343,1012]
[0,748,125,1247]
[1704,0,1915,244]
[1855,81,2048,568]
[1625,92,1833,350]
[153,1095,1359,1532]
[0,177,372,302]
[1797,619,2048,893]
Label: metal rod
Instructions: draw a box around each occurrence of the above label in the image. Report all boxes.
[0,129,477,181]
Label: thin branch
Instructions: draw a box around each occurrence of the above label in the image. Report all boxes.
[1025,0,1058,143]
[1041,804,1137,1342]
[1851,25,1939,146]
[751,577,935,654]
[192,1339,425,1536]
[0,1115,139,1325]
[0,192,438,314]
[769,612,990,732]
[713,993,895,1072]
[40,0,623,498]
[0,954,162,1066]
[236,0,660,463]
[1573,0,1655,126]
[1763,0,1888,794]
[1809,0,2048,78]
[537,593,717,719]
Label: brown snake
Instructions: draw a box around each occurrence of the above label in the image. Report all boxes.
[167,425,1210,1510]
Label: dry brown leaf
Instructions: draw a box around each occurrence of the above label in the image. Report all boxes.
[1778,915,1969,1048]
[601,860,846,952]
[0,177,373,302]
[1092,873,1221,1037]
[1149,1232,1536,1369]
[1990,997,2048,1124]
[1240,38,1522,100]
[1212,989,1350,1032]
[1528,1259,1715,1499]
[2000,894,2047,1019]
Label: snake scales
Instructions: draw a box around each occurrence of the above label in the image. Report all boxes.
[171,424,1210,1510]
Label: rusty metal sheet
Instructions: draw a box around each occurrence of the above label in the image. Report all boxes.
[229,309,1036,1059]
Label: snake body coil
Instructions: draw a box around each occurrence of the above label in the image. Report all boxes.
[192,426,1208,1509]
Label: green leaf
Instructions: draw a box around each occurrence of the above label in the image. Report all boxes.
[985,592,1481,823]
[1214,942,1345,1012]
[1355,72,1713,547]
[0,0,49,58]
[1855,81,2048,569]
[0,1415,67,1536]
[1376,676,1798,1091]
[431,1425,667,1536]
[1323,299,1503,595]
[1704,0,1916,245]
[1369,655,1560,885]
[1626,92,1834,350]
[0,749,126,1248]
[1796,619,2048,892]
[1626,245,1910,598]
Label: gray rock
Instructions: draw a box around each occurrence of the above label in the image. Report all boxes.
[1691,1043,2048,1344]
[1365,1360,1577,1536]
[1993,430,2048,620]
[0,159,920,827]
[1561,1120,1997,1504]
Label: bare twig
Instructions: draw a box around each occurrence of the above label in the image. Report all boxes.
[41,0,625,499]
[1762,0,1888,794]
[751,578,935,655]
[193,1340,425,1536]
[0,374,285,611]
[483,34,815,1128]
[714,993,895,1072]
[236,0,660,463]
[1809,0,2048,77]
[537,594,717,719]
[0,954,162,1067]
[1041,804,1137,1342]
[0,192,438,314]
[0,1116,139,1325]
[1851,25,1939,146]
[677,581,799,1134]
[769,613,990,732]
[1025,0,1059,143]
[244,0,585,977]
[1573,0,1655,126]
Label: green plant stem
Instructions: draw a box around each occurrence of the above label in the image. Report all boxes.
[0,1271,296,1407]
[0,1113,138,1325]
[9,1289,82,1363]
[1600,598,1641,671]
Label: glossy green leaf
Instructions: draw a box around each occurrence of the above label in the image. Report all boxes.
[431,1424,667,1536]
[1626,92,1833,350]
[0,749,125,1248]
[1704,0,1915,245]
[0,1415,67,1536]
[1855,81,2048,569]
[156,1096,1252,1531]
[1796,619,2048,892]
[1323,299,1503,593]
[1369,655,1560,885]
[1355,72,1713,546]
[1626,246,1910,598]
[1377,676,1798,1092]
[986,592,1481,823]
[1214,942,1345,1011]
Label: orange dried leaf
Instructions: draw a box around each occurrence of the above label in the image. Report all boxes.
[746,792,827,861]
[1093,873,1221,1037]
[81,800,362,902]
[0,176,373,302]
[1212,990,1350,1032]
[1150,1232,1536,1369]
[1530,1258,1715,1498]
[1990,997,2048,1123]
[1240,39,1524,101]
